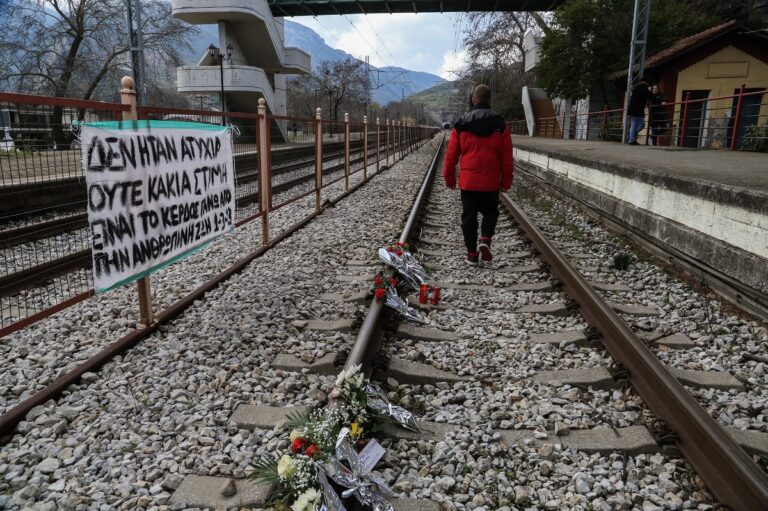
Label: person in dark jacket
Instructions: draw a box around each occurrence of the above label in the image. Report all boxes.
[648,84,670,145]
[627,81,651,145]
[443,84,513,265]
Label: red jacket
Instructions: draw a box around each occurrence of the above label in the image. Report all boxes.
[443,108,513,191]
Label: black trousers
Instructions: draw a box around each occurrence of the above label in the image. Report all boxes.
[460,190,499,253]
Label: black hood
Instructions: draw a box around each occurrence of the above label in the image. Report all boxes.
[453,107,506,137]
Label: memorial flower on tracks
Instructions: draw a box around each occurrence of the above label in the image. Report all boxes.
[251,366,419,510]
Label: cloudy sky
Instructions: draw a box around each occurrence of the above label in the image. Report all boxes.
[291,13,468,78]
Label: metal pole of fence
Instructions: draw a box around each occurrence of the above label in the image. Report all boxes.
[376,117,381,173]
[344,112,350,191]
[730,83,746,151]
[119,76,154,326]
[680,92,691,148]
[602,106,609,140]
[315,107,323,211]
[363,115,368,181]
[257,98,270,245]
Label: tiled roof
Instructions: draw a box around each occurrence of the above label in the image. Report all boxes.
[614,20,740,78]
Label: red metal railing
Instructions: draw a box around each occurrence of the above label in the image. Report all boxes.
[534,86,767,151]
[0,85,438,336]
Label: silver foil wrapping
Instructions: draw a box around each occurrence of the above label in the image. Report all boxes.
[383,284,427,324]
[364,383,420,432]
[320,430,395,511]
[378,248,431,289]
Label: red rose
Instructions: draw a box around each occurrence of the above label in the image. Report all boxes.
[389,277,398,287]
[374,288,386,300]
[305,444,319,457]
[374,276,383,286]
[396,241,406,247]
[395,249,403,256]
[291,438,305,453]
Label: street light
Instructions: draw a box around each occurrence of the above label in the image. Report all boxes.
[209,43,233,125]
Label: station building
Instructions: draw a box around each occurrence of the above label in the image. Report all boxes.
[615,20,768,149]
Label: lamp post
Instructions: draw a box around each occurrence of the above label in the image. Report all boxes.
[209,43,233,125]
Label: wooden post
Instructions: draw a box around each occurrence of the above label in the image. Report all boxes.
[344,112,350,191]
[376,117,381,173]
[119,76,154,326]
[730,83,746,151]
[315,107,323,211]
[257,98,270,245]
[363,115,368,181]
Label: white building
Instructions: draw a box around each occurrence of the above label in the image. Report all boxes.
[172,0,311,139]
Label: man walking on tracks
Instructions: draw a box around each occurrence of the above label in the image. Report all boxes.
[443,84,513,266]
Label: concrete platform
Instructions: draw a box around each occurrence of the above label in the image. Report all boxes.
[513,138,768,302]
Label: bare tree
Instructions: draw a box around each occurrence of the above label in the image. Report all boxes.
[317,57,371,124]
[0,0,196,147]
[456,12,548,119]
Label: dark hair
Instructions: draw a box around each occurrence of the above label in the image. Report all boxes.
[473,84,491,104]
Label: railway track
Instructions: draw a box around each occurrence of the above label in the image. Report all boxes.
[0,141,386,298]
[325,140,768,509]
[2,136,765,509]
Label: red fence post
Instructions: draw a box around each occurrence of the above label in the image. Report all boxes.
[363,115,368,180]
[119,76,154,326]
[730,83,746,151]
[376,117,381,173]
[315,107,323,211]
[679,92,691,147]
[344,112,350,191]
[386,119,390,167]
[257,98,270,245]
[602,105,609,140]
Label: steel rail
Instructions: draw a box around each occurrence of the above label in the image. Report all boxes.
[0,134,434,441]
[343,134,445,373]
[500,193,768,511]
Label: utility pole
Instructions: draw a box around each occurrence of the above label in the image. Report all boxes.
[622,0,652,143]
[124,0,147,105]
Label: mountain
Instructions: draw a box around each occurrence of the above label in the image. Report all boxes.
[185,21,443,105]
[284,20,443,104]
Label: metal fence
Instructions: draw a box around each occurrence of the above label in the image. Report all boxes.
[532,86,767,151]
[0,86,436,336]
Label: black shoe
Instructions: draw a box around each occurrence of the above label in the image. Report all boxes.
[629,141,638,146]
[464,252,479,266]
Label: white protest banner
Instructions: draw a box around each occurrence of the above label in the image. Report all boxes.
[81,120,235,292]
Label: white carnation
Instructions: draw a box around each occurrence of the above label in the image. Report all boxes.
[291,488,321,511]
